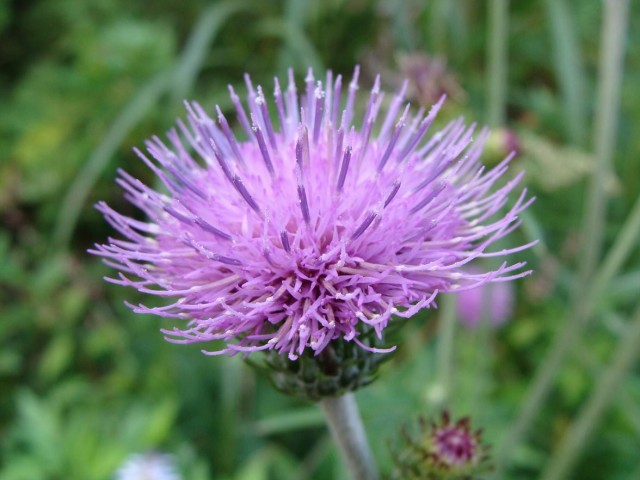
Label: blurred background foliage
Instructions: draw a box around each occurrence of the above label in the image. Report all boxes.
[1,0,639,478]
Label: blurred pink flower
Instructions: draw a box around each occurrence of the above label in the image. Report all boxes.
[456,273,515,328]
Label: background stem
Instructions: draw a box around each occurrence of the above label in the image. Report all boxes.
[435,294,457,406]
[495,0,630,470]
[487,0,509,127]
[578,0,629,299]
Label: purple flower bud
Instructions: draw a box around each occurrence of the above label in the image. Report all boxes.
[391,411,492,478]
[431,413,480,467]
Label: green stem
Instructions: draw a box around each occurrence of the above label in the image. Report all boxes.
[496,0,630,470]
[319,393,379,480]
[487,0,509,127]
[435,294,457,406]
[540,302,640,480]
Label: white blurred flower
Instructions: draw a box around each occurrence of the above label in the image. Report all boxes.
[115,452,181,480]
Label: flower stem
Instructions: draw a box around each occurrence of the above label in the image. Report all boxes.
[319,393,379,480]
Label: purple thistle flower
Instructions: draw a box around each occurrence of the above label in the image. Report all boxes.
[92,67,533,360]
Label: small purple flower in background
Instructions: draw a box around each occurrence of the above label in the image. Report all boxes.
[430,412,481,467]
[92,66,533,360]
[456,268,515,328]
[115,452,180,480]
[391,411,492,479]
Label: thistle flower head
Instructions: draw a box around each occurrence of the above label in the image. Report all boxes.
[92,67,533,360]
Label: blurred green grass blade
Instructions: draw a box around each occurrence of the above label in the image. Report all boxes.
[290,435,332,480]
[386,0,419,50]
[469,310,495,419]
[496,0,631,469]
[220,356,244,473]
[564,192,640,314]
[427,0,469,60]
[607,270,640,305]
[579,0,630,290]
[258,18,324,73]
[434,294,457,407]
[171,0,252,103]
[486,0,508,127]
[54,2,253,249]
[520,208,548,257]
[37,332,74,383]
[234,444,299,480]
[14,390,61,469]
[253,407,325,436]
[541,302,640,480]
[449,0,471,61]
[285,0,309,27]
[591,192,640,301]
[139,399,179,446]
[574,336,640,436]
[428,0,449,54]
[544,0,586,145]
[53,70,170,249]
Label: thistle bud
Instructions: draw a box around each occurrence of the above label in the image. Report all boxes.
[391,411,492,479]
